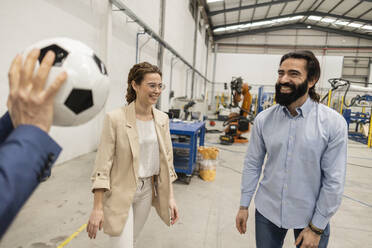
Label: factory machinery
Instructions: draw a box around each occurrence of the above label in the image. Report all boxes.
[219,77,253,145]
[323,78,372,147]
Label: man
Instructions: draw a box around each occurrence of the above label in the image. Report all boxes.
[0,49,67,238]
[235,50,347,248]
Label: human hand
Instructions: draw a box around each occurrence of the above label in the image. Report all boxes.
[169,197,179,225]
[87,209,104,239]
[295,227,321,248]
[7,48,67,133]
[235,208,249,234]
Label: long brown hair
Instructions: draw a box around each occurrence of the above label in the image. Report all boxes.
[280,50,321,103]
[126,62,162,104]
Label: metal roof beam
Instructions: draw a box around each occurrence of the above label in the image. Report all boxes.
[214,23,372,41]
[213,11,372,30]
[216,42,372,50]
[208,0,297,17]
[308,11,372,24]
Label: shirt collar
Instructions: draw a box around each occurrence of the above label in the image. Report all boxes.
[280,96,314,118]
[298,97,314,118]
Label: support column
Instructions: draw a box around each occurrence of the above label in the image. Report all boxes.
[156,0,166,109]
[191,1,200,99]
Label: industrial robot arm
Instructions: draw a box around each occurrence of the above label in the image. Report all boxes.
[324,78,372,108]
[220,78,253,145]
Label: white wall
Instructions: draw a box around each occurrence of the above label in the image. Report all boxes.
[217,29,372,58]
[0,0,111,164]
[0,0,211,164]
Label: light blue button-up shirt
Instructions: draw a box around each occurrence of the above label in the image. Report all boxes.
[240,97,347,229]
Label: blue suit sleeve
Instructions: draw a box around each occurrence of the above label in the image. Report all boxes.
[0,112,14,144]
[0,125,61,238]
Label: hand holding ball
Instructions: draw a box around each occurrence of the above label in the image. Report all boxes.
[23,38,110,126]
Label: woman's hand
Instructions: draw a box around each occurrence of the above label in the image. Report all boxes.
[169,197,179,225]
[87,209,104,239]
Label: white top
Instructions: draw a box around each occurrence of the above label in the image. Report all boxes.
[136,119,160,178]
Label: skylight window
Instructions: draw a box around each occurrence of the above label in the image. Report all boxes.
[226,25,242,30]
[251,20,273,27]
[213,27,226,33]
[348,23,363,28]
[212,15,304,33]
[361,25,372,30]
[321,18,336,23]
[290,15,304,21]
[274,17,290,23]
[334,20,349,26]
[308,15,322,21]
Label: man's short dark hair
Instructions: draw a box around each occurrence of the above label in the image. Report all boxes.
[279,50,321,103]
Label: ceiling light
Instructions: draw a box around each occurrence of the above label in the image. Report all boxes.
[274,17,290,23]
[226,24,241,30]
[334,20,349,26]
[240,23,252,29]
[213,27,226,33]
[321,18,336,23]
[361,25,372,30]
[213,15,305,33]
[290,15,304,21]
[348,23,363,28]
[270,15,303,24]
[207,0,223,3]
[251,20,273,27]
[307,25,312,29]
[308,15,322,21]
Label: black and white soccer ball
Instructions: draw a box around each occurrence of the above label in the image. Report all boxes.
[24,37,110,126]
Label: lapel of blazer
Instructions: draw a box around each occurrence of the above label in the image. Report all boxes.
[125,101,140,180]
[152,106,168,176]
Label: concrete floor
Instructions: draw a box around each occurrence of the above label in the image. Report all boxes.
[1,122,372,248]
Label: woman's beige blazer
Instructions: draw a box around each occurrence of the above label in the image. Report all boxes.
[91,101,177,236]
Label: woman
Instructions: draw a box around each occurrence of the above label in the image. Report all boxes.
[87,62,179,247]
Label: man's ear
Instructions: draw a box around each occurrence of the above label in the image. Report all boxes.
[308,79,317,89]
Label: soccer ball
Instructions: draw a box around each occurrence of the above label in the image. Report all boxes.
[24,37,110,126]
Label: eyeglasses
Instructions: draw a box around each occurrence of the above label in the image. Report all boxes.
[146,83,166,91]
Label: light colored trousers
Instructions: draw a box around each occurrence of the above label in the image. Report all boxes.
[110,177,153,248]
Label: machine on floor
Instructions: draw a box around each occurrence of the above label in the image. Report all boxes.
[219,77,253,145]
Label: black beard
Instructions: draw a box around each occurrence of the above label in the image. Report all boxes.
[275,80,308,106]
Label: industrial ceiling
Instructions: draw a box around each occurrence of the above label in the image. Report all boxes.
[201,0,372,41]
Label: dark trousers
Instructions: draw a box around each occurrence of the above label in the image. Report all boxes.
[255,209,330,248]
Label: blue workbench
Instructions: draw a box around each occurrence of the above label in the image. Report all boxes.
[170,120,206,181]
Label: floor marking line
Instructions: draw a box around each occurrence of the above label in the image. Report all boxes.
[57,223,87,248]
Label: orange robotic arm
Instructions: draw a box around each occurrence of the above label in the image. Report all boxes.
[240,83,252,117]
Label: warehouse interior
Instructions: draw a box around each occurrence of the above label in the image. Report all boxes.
[0,0,372,247]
